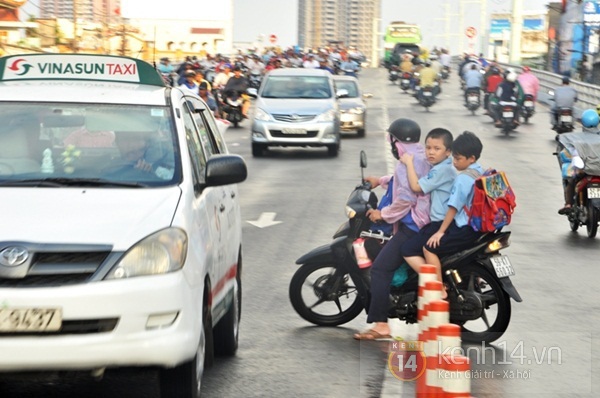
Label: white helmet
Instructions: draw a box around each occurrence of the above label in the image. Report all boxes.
[506,72,518,82]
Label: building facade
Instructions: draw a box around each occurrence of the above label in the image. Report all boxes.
[40,0,121,24]
[298,0,380,55]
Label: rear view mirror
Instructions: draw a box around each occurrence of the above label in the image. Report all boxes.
[336,89,349,98]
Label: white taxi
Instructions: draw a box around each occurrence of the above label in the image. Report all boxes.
[0,53,247,397]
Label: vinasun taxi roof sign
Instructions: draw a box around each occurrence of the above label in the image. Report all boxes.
[0,53,165,87]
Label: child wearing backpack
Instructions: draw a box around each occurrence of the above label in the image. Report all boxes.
[421,131,484,297]
[399,128,457,281]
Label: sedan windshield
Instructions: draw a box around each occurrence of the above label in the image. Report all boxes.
[334,81,359,98]
[0,102,180,187]
[261,76,332,99]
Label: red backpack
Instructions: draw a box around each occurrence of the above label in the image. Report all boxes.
[463,169,517,232]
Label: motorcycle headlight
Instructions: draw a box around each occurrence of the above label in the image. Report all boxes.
[316,109,337,122]
[254,108,271,121]
[105,228,188,280]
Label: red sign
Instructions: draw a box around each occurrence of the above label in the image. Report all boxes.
[269,34,277,44]
[465,26,477,39]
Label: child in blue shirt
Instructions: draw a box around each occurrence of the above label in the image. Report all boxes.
[422,131,484,298]
[400,128,456,283]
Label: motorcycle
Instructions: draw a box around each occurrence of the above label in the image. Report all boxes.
[522,94,536,124]
[289,151,522,344]
[556,139,600,238]
[465,87,481,115]
[400,72,412,93]
[388,65,400,84]
[441,65,450,80]
[497,101,519,135]
[221,91,245,128]
[553,107,575,134]
[417,85,436,111]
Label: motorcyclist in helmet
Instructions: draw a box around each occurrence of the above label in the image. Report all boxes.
[354,118,431,340]
[491,71,522,126]
[557,109,600,214]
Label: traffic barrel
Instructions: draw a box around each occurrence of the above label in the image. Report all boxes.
[423,300,449,397]
[418,280,443,326]
[418,264,438,313]
[437,324,462,358]
[440,354,471,397]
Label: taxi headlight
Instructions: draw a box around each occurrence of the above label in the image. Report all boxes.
[105,228,188,280]
[254,108,271,121]
[316,109,337,122]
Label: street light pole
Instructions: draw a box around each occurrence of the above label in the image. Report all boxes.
[509,0,523,64]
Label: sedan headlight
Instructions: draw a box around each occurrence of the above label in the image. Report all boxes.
[315,109,337,122]
[254,108,271,121]
[347,107,365,115]
[105,228,188,280]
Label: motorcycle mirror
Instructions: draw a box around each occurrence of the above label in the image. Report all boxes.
[247,88,258,98]
[572,156,585,169]
[360,150,367,169]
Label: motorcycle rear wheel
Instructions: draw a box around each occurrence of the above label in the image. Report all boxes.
[455,264,511,344]
[289,261,363,326]
[586,201,598,238]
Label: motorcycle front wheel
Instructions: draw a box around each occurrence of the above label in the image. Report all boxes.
[289,261,364,326]
[455,264,511,344]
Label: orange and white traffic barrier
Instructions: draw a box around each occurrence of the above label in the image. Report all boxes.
[440,354,471,398]
[437,324,462,359]
[416,278,443,397]
[417,264,438,314]
[423,300,449,397]
[418,280,444,332]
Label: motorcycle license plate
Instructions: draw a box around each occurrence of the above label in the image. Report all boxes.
[490,255,515,278]
[391,71,398,75]
[282,128,307,135]
[402,79,410,84]
[560,115,573,123]
[468,96,478,103]
[424,91,432,96]
[524,101,534,107]
[0,307,62,332]
[502,112,514,118]
[588,187,600,199]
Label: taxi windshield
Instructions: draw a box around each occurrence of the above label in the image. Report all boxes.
[0,102,180,187]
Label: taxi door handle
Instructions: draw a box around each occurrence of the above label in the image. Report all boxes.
[219,204,226,213]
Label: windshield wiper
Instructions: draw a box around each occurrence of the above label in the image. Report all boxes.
[0,177,147,188]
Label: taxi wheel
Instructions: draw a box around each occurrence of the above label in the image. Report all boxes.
[159,281,213,398]
[214,260,241,356]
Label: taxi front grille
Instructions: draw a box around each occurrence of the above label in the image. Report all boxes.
[0,249,113,287]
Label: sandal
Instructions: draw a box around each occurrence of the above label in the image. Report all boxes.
[353,329,393,341]
[558,206,572,215]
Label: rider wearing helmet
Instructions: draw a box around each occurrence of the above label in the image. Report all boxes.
[557,109,600,215]
[491,71,523,126]
[354,118,430,341]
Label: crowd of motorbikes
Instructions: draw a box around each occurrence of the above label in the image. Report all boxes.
[388,63,449,111]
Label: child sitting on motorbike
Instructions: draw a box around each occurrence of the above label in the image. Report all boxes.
[399,128,456,286]
[416,131,485,299]
[353,118,431,341]
[557,109,600,215]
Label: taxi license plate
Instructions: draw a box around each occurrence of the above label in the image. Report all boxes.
[524,101,534,107]
[282,128,307,135]
[490,255,515,278]
[424,91,432,96]
[502,112,513,118]
[0,308,62,332]
[560,115,573,123]
[588,187,600,199]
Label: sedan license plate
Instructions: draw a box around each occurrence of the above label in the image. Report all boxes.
[0,308,62,332]
[588,187,600,199]
[524,101,534,107]
[282,128,307,135]
[560,115,573,123]
[490,255,515,278]
[502,112,513,118]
